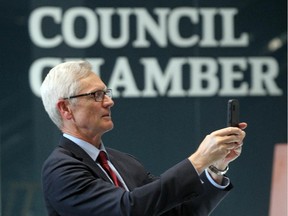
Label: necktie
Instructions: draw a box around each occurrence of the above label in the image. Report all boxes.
[97,151,123,187]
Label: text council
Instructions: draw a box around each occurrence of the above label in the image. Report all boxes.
[29,7,249,49]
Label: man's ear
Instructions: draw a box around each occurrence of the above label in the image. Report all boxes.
[57,100,73,120]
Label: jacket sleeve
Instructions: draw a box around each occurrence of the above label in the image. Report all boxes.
[160,171,233,216]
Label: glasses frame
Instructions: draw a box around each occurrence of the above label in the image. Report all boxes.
[63,89,112,102]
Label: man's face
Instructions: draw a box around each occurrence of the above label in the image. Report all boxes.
[68,72,114,140]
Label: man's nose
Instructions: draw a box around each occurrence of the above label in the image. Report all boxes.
[102,95,114,108]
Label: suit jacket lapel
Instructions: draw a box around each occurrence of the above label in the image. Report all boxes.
[107,149,136,190]
[58,136,111,183]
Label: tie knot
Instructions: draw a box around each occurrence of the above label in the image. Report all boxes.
[97,151,108,164]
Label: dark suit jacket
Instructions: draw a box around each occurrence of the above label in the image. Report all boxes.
[42,136,232,216]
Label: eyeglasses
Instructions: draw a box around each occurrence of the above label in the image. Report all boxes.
[63,89,112,102]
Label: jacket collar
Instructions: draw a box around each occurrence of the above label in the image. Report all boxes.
[58,136,111,183]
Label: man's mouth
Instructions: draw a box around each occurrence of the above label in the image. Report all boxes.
[102,113,111,118]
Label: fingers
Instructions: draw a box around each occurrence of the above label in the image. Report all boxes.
[233,145,242,156]
[209,127,245,159]
[238,122,248,130]
[211,131,245,147]
[190,125,247,170]
[211,126,246,144]
[211,127,244,137]
[211,122,247,136]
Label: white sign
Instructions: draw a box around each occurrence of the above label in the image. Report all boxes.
[28,6,283,97]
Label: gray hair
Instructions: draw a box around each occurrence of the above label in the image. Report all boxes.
[40,60,93,129]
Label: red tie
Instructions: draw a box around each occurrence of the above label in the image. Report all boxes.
[97,151,123,187]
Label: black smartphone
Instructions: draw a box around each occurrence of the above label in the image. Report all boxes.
[227,99,240,127]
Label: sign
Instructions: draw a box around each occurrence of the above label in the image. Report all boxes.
[28,6,283,98]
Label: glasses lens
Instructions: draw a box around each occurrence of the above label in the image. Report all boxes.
[106,89,112,98]
[94,89,112,102]
[94,91,105,101]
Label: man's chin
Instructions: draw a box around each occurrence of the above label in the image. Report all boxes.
[103,123,114,133]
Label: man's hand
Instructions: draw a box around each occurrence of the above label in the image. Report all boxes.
[214,122,247,169]
[189,123,247,174]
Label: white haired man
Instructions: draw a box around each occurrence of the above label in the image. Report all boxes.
[41,60,247,216]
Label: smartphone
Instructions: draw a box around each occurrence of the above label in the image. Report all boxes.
[227,99,240,127]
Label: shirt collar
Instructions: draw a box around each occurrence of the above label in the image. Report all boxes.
[63,133,107,161]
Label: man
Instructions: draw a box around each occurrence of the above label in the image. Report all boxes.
[41,60,247,216]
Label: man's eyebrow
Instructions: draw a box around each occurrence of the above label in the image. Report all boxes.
[90,86,107,92]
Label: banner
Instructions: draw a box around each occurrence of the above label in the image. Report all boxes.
[28,6,283,98]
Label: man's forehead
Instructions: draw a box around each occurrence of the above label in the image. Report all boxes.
[80,73,106,90]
